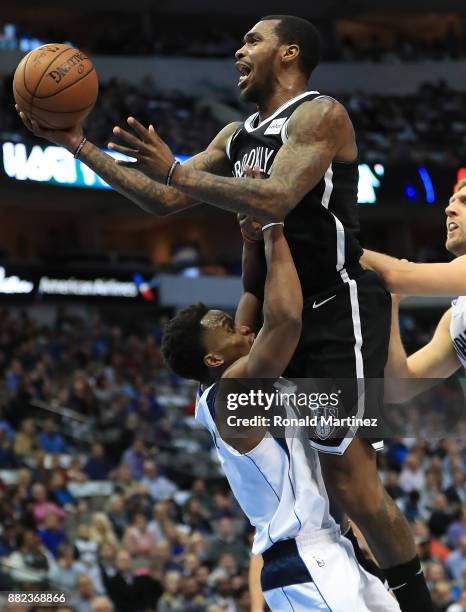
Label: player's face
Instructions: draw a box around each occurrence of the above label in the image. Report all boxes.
[235,20,282,103]
[201,310,255,369]
[446,186,466,256]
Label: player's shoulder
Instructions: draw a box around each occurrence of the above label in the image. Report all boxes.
[287,95,351,137]
[207,121,243,157]
[215,121,243,143]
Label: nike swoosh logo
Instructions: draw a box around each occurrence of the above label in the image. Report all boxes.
[313,295,336,309]
[390,582,408,591]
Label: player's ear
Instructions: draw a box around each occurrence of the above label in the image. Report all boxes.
[282,43,300,65]
[204,353,224,369]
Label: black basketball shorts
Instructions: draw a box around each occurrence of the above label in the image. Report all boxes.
[284,269,391,455]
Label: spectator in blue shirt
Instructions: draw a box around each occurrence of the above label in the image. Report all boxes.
[38,418,67,454]
[84,443,113,481]
[37,512,67,558]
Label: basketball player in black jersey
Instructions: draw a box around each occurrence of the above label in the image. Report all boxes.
[17,15,432,611]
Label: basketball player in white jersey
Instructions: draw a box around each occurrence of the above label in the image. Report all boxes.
[17,15,432,611]
[161,185,399,611]
[362,179,466,392]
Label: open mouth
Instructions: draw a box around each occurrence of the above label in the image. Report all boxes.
[236,61,252,88]
[448,221,459,233]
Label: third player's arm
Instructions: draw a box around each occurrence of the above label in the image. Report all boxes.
[243,224,303,378]
[234,238,266,333]
[362,249,466,296]
[385,300,460,402]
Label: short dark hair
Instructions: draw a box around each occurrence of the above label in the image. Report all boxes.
[161,303,210,382]
[261,15,322,79]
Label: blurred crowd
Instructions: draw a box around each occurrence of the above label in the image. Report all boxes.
[342,81,466,165]
[0,303,465,611]
[2,18,466,61]
[335,25,466,63]
[1,74,466,165]
[0,306,253,611]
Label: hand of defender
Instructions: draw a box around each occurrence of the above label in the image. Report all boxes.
[15,105,83,152]
[108,117,176,182]
[238,166,264,242]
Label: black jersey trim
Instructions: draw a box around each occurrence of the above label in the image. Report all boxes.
[243,90,320,133]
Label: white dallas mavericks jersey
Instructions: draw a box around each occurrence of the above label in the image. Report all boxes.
[451,296,466,368]
[195,381,335,555]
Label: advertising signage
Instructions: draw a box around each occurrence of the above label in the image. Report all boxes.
[1,141,189,191]
[3,139,461,206]
[0,265,158,302]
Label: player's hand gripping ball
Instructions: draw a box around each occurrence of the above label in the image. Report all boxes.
[13,43,98,130]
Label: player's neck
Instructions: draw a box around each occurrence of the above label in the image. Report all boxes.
[257,82,308,122]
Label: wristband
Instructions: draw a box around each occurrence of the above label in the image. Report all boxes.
[262,222,284,232]
[73,137,87,159]
[166,159,180,186]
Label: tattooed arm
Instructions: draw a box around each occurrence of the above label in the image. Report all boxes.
[15,106,238,216]
[78,124,236,216]
[109,97,357,221]
[78,127,235,216]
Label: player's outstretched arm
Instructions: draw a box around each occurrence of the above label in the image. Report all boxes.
[217,222,301,453]
[234,168,266,333]
[108,97,354,221]
[15,107,238,216]
[236,223,303,379]
[362,249,466,296]
[385,298,460,403]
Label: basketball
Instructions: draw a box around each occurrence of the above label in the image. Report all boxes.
[13,43,98,129]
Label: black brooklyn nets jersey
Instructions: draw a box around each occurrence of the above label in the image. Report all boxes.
[227,91,362,297]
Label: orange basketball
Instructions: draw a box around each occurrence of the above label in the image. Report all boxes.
[13,43,98,129]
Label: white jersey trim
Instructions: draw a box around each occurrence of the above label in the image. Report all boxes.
[243,91,319,133]
[321,164,334,209]
[340,268,365,426]
[320,164,347,272]
[450,295,466,369]
[225,126,242,160]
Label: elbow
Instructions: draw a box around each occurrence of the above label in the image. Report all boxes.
[384,379,415,404]
[138,195,171,216]
[283,316,302,341]
[259,186,293,221]
[265,313,301,339]
[383,269,402,294]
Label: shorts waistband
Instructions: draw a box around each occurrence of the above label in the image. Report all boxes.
[263,525,340,563]
[303,264,363,303]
